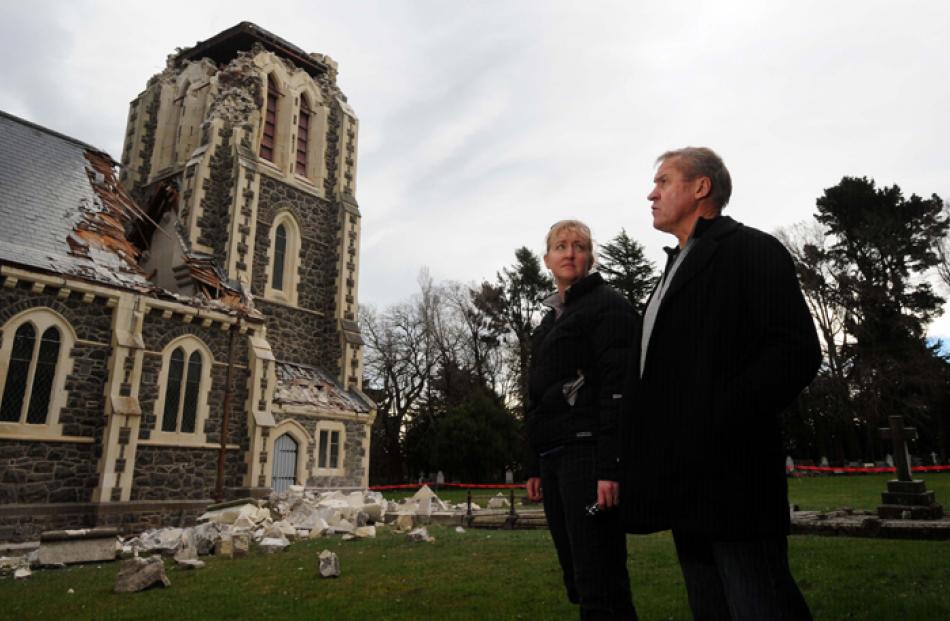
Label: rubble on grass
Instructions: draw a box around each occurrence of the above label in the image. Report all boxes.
[318,549,341,577]
[1,485,522,576]
[114,556,171,593]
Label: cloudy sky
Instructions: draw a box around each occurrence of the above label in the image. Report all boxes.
[3,1,949,330]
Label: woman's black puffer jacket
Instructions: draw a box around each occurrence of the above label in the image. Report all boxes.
[524,272,638,480]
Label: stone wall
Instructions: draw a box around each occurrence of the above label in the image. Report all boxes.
[255,301,339,375]
[196,125,235,262]
[0,500,210,542]
[251,175,341,371]
[131,446,244,501]
[0,440,100,505]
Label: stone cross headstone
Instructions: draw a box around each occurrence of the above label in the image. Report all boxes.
[932,451,939,465]
[880,415,915,482]
[820,456,829,468]
[877,415,943,520]
[505,469,514,485]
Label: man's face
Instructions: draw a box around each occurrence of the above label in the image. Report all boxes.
[544,229,591,287]
[647,158,704,238]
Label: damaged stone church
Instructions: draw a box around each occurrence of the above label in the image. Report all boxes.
[0,22,374,541]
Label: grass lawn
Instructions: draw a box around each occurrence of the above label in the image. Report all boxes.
[392,472,950,513]
[1,527,948,620]
[788,472,950,512]
[2,475,948,620]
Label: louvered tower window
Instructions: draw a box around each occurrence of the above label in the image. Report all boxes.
[260,76,279,161]
[296,100,310,175]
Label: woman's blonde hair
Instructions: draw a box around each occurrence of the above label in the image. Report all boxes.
[545,219,596,270]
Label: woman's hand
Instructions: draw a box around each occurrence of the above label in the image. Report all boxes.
[527,477,543,502]
[597,480,619,509]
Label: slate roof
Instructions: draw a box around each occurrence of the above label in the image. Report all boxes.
[274,361,373,414]
[0,110,153,290]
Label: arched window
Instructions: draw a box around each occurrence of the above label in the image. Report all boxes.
[272,223,287,290]
[0,309,74,436]
[265,212,301,305]
[260,75,279,162]
[151,337,211,444]
[0,323,37,422]
[295,98,310,176]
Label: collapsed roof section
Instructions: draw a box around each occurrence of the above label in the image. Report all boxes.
[274,361,374,415]
[0,109,255,317]
[174,21,334,80]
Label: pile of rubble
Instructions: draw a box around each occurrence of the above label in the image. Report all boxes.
[0,485,469,587]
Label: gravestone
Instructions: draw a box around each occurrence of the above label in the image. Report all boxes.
[505,469,514,485]
[786,456,794,471]
[886,454,894,468]
[820,456,829,467]
[436,471,445,486]
[877,415,943,520]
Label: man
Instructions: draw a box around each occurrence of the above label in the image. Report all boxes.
[623,147,820,620]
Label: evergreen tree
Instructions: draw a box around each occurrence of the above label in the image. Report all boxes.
[815,177,948,455]
[597,228,659,313]
[474,247,552,414]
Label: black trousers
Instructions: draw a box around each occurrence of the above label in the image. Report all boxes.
[672,530,813,621]
[540,444,638,620]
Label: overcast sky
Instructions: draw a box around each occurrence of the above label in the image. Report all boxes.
[3,1,949,332]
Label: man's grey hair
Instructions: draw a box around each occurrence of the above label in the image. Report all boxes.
[657,147,732,210]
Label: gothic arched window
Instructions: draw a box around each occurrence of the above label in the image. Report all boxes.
[265,212,301,305]
[153,337,211,442]
[260,75,280,162]
[0,309,74,436]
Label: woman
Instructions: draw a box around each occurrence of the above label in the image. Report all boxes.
[525,219,639,620]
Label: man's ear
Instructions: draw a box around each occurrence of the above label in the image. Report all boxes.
[694,176,712,201]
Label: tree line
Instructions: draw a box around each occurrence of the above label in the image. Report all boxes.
[362,176,950,484]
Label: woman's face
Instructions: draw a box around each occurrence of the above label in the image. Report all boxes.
[544,229,591,287]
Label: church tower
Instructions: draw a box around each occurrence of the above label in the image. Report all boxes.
[120,23,372,490]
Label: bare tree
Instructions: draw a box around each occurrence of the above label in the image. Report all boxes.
[776,222,852,379]
[934,201,950,293]
[361,291,439,482]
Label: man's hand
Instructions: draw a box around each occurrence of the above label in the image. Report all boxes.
[526,477,543,502]
[597,480,619,509]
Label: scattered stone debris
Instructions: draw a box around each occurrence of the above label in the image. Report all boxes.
[406,527,435,543]
[114,556,171,593]
[258,537,291,554]
[0,556,30,577]
[487,493,510,510]
[37,528,119,566]
[318,550,341,578]
[0,486,533,578]
[393,514,414,532]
